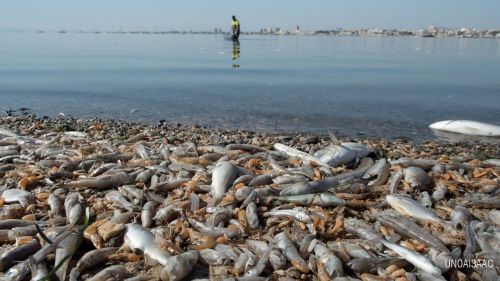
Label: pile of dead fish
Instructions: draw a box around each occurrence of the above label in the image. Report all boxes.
[0,115,499,281]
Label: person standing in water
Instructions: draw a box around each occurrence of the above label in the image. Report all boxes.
[231,15,240,40]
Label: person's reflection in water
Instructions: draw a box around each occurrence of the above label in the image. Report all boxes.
[232,39,240,68]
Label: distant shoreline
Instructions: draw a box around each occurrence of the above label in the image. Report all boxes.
[2,28,499,39]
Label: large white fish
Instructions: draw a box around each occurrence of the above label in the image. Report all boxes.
[381,240,442,276]
[210,161,237,205]
[429,120,500,137]
[124,224,170,265]
[313,145,356,167]
[386,194,443,224]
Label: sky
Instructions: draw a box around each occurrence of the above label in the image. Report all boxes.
[1,0,499,32]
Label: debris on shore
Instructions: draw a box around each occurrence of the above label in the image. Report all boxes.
[0,115,499,281]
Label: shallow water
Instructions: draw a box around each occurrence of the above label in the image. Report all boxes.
[1,32,499,140]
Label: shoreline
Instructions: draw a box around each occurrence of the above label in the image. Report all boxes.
[1,114,499,159]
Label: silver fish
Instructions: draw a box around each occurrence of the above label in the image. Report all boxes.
[66,172,134,189]
[76,247,119,274]
[1,189,34,208]
[377,214,449,253]
[313,145,356,167]
[341,142,373,158]
[141,201,155,228]
[403,167,431,189]
[264,208,315,234]
[362,158,390,186]
[246,202,260,230]
[124,223,170,266]
[160,251,199,281]
[274,232,309,273]
[245,245,275,277]
[48,193,62,216]
[54,232,80,281]
[314,243,344,278]
[386,194,443,223]
[105,190,135,211]
[381,240,441,275]
[271,193,346,207]
[210,161,238,205]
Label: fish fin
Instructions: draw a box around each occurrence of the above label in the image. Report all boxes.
[327,129,340,145]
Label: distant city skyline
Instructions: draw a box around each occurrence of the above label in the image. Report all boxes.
[1,0,499,32]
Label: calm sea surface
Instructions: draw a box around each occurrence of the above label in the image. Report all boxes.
[1,32,499,139]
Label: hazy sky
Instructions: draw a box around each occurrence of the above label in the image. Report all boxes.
[1,0,499,31]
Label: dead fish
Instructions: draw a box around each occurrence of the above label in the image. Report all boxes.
[141,201,155,228]
[87,265,129,281]
[344,218,383,241]
[450,205,472,227]
[31,261,49,281]
[269,249,287,270]
[134,143,149,159]
[386,194,443,224]
[199,249,230,266]
[1,189,34,208]
[66,172,134,189]
[489,209,500,225]
[403,167,431,189]
[245,245,275,277]
[380,240,442,276]
[377,214,449,253]
[270,193,346,207]
[341,142,373,158]
[234,250,252,275]
[465,195,500,209]
[419,191,433,208]
[153,205,182,225]
[431,180,447,202]
[274,232,309,273]
[313,145,356,167]
[273,143,331,174]
[54,232,80,281]
[76,247,119,274]
[0,240,41,271]
[160,250,199,281]
[389,171,403,194]
[347,257,407,274]
[233,175,254,186]
[124,223,170,265]
[3,228,77,281]
[314,243,344,278]
[279,177,340,196]
[483,159,500,168]
[248,174,274,187]
[327,241,375,259]
[362,159,390,186]
[246,202,260,230]
[390,158,437,170]
[272,175,309,185]
[105,190,135,211]
[64,193,84,224]
[264,208,315,234]
[210,161,238,205]
[135,169,155,183]
[463,221,477,260]
[48,193,62,216]
[119,185,145,203]
[188,218,240,239]
[235,186,255,202]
